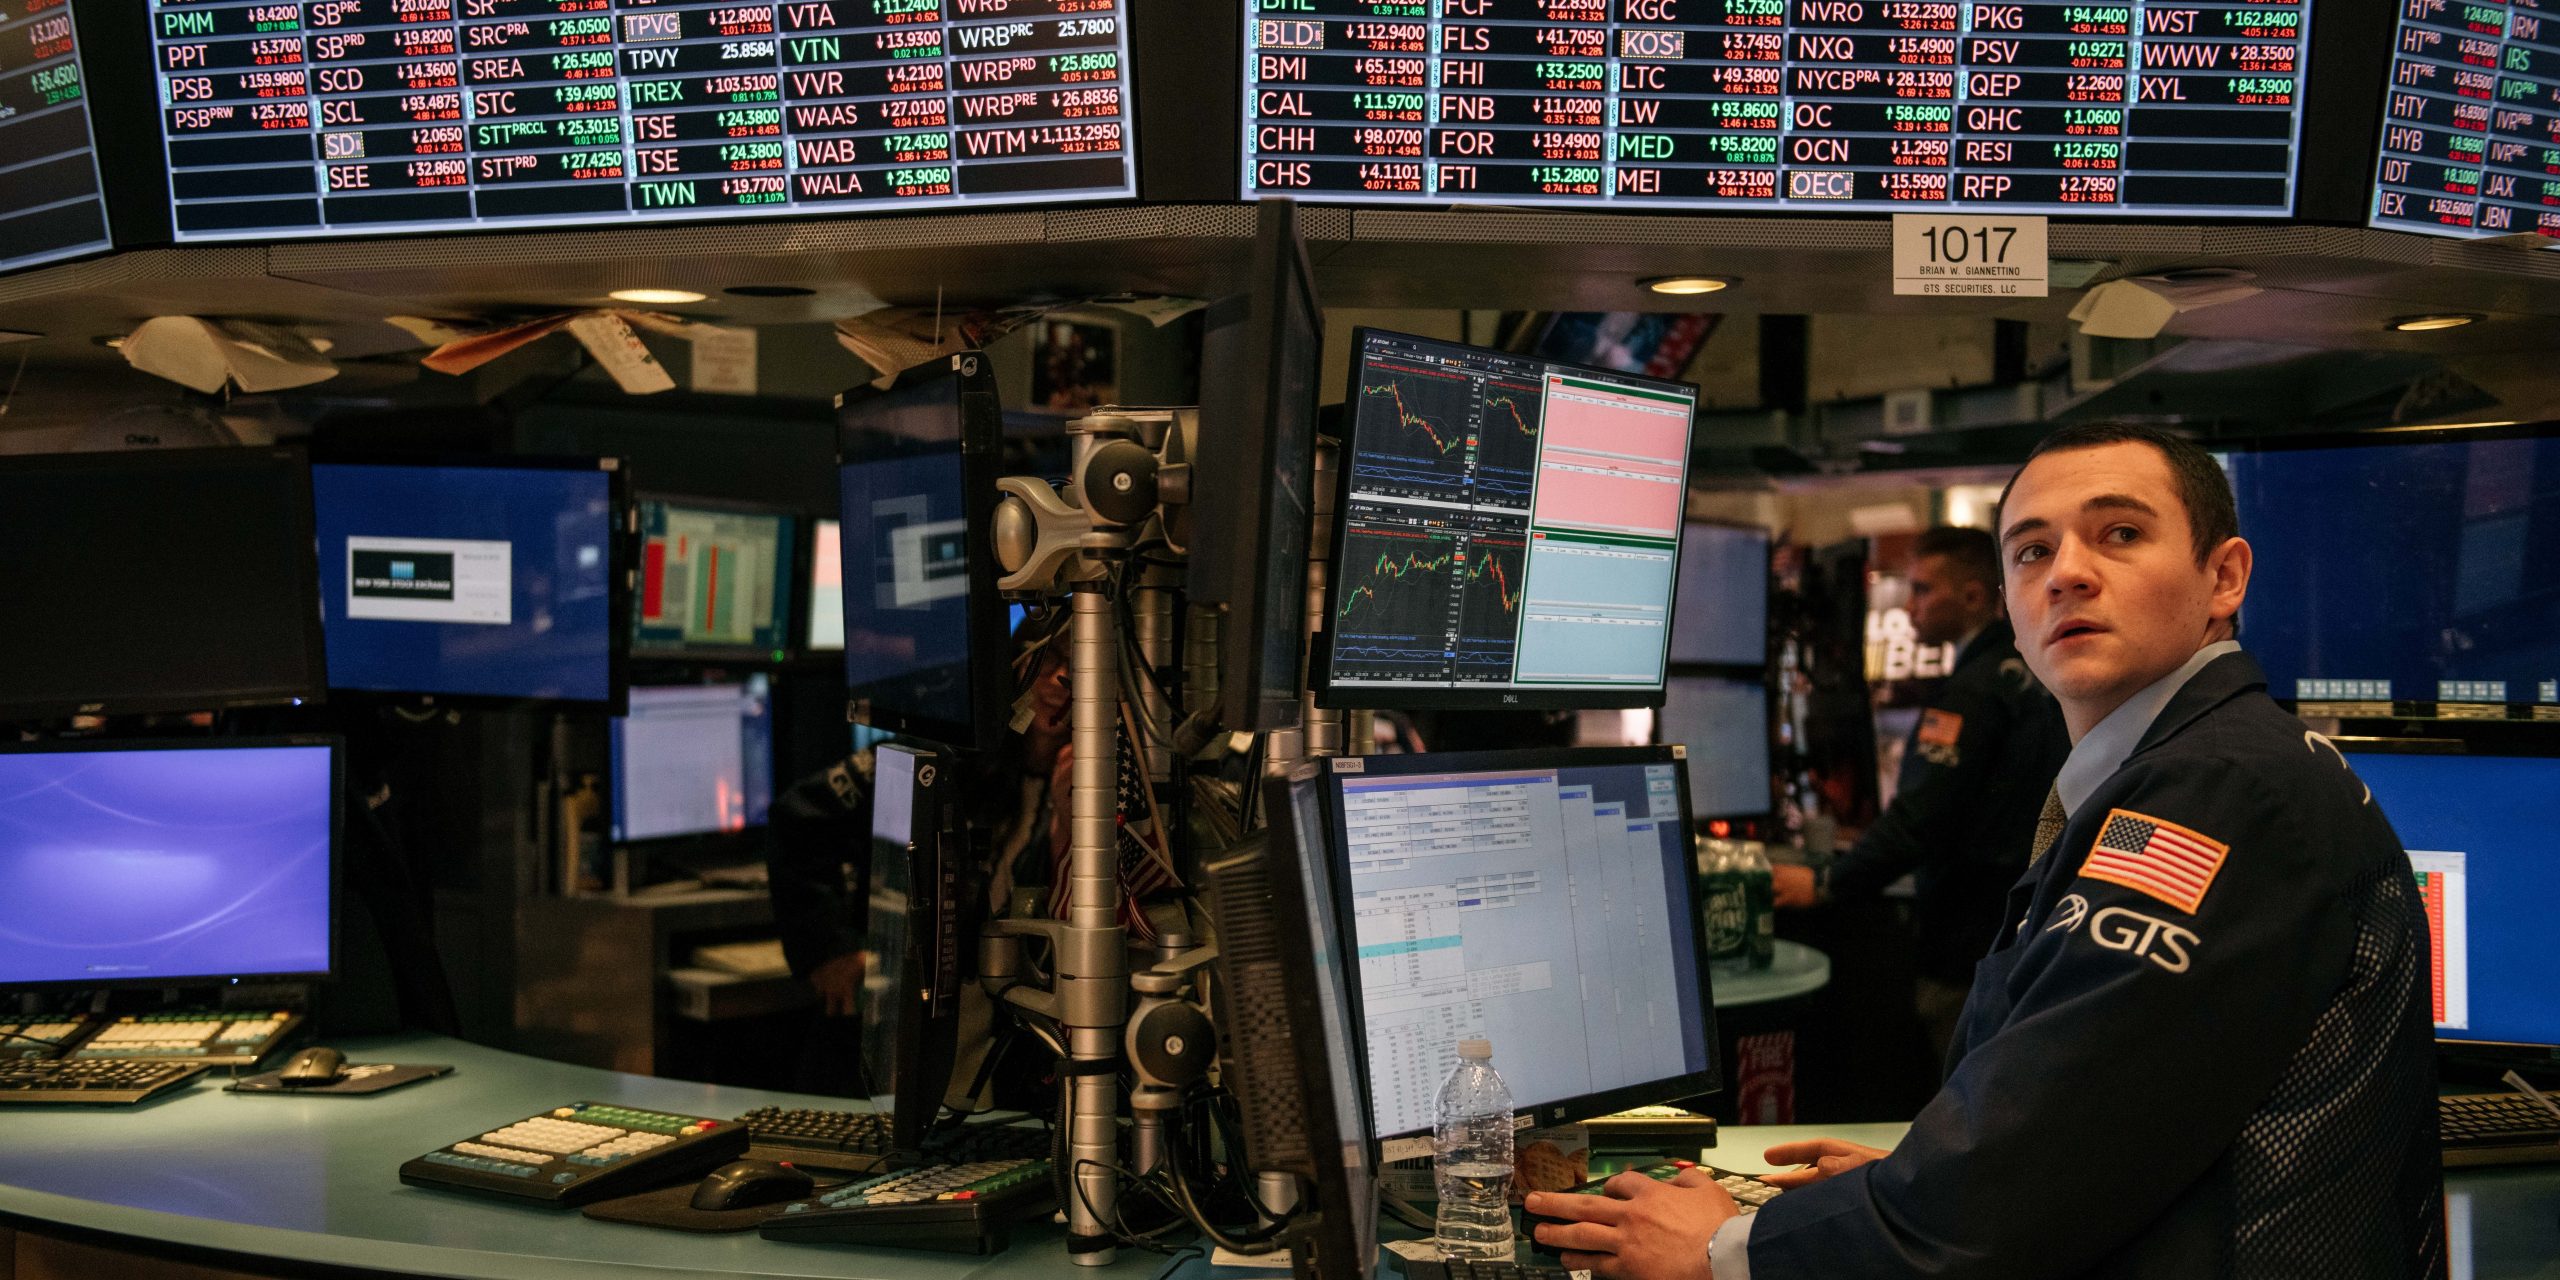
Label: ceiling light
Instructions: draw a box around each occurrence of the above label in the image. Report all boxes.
[2389,313,2481,332]
[1641,275,1734,296]
[608,288,706,305]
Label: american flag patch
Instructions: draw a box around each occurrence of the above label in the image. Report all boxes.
[2080,809,2230,914]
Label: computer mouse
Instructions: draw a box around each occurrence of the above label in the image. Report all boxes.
[279,1046,346,1087]
[691,1159,813,1211]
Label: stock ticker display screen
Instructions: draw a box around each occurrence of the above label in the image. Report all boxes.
[2370,0,2560,239]
[1240,0,2318,215]
[1,0,113,272]
[146,0,1136,242]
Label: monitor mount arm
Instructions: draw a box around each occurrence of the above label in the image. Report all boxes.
[984,408,1195,1266]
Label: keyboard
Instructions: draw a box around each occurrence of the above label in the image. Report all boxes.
[1527,1160,1782,1258]
[0,1058,209,1104]
[759,1156,1055,1254]
[399,1102,750,1206]
[738,1106,894,1169]
[0,1019,89,1062]
[2441,1092,2560,1167]
[1400,1259,1572,1280]
[74,1010,301,1066]
[736,1106,1051,1172]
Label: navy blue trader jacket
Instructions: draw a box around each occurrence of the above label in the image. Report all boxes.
[1745,651,2444,1278]
[1825,620,2068,986]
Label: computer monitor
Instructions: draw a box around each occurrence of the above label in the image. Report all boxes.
[1203,774,1377,1280]
[1657,676,1774,822]
[0,447,325,721]
[2338,743,2560,1054]
[310,458,630,712]
[864,741,970,1156]
[836,355,1009,748]
[1305,746,1719,1138]
[2226,430,2560,712]
[1192,197,1324,733]
[632,498,796,662]
[609,677,776,845]
[0,737,339,989]
[1670,522,1770,668]
[1317,329,1699,711]
[807,518,845,653]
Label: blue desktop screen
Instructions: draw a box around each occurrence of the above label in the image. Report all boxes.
[2349,751,2560,1048]
[2229,437,2560,706]
[0,745,334,986]
[312,464,619,703]
[610,678,776,844]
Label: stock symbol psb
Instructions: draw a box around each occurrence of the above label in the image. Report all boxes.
[352,550,456,600]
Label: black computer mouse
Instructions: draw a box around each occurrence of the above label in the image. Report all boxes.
[279,1046,346,1087]
[691,1159,814,1211]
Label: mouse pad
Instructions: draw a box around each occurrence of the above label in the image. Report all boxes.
[581,1173,851,1234]
[226,1063,453,1095]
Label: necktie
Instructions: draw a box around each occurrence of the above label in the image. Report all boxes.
[2030,785,2066,866]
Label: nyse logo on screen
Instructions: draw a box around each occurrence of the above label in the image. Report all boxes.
[352,550,458,600]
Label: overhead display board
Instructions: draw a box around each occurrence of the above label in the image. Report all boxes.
[1241,0,2318,215]
[1,0,113,272]
[2370,0,2560,238]
[146,0,1136,242]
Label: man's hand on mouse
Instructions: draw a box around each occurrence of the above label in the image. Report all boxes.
[1525,1168,1736,1280]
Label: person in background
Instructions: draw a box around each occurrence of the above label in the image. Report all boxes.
[1534,422,2441,1279]
[765,752,873,1095]
[1773,526,2068,1064]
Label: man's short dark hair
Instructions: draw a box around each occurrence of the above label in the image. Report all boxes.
[1914,525,2000,589]
[1996,422,2239,564]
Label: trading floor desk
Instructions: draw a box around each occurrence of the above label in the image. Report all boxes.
[0,1033,1161,1280]
[4,1034,2554,1280]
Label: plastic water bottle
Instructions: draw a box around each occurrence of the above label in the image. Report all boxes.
[1434,1039,1516,1260]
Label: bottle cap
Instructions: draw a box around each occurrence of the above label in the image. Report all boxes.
[1457,1038,1492,1060]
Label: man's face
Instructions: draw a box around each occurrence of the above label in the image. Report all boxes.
[1999,441,2250,736]
[1905,552,1981,647]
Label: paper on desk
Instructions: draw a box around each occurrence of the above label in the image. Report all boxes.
[418,311,679,394]
[121,317,339,395]
[2067,277,2261,340]
[1210,1247,1296,1269]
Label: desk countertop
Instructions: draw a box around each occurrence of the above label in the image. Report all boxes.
[0,1032,1163,1280]
[6,1036,2553,1280]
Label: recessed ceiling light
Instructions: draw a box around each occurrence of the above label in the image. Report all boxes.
[2389,313,2481,332]
[608,288,706,305]
[1640,275,1734,296]
[725,285,816,298]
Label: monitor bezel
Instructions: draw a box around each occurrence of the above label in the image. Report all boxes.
[1192,196,1325,734]
[1315,326,1700,713]
[0,733,344,993]
[2334,736,2560,1056]
[1256,771,1380,1280]
[608,674,779,851]
[0,445,328,723]
[1313,744,1722,1139]
[628,492,804,666]
[1668,519,1773,669]
[309,454,636,716]
[834,354,1011,751]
